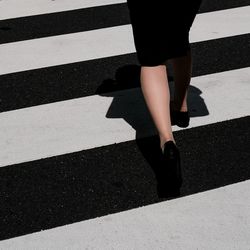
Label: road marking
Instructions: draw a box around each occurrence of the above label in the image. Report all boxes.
[1,179,249,249]
[0,0,126,21]
[0,67,250,168]
[0,6,250,75]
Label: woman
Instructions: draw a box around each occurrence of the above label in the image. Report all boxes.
[127,1,202,185]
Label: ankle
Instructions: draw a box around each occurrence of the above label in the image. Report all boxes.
[179,106,188,112]
[170,100,188,112]
[160,136,176,153]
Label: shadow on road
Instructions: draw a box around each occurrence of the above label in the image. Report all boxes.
[96,64,209,198]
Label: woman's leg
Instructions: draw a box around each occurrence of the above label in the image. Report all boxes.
[140,65,174,152]
[169,50,192,112]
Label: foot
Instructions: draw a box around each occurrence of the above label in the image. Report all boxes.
[170,100,190,128]
[161,140,183,188]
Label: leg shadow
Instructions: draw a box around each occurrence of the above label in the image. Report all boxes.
[96,64,208,199]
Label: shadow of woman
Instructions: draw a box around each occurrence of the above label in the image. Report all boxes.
[95,64,208,199]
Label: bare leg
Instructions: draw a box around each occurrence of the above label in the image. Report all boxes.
[169,50,192,112]
[140,65,175,152]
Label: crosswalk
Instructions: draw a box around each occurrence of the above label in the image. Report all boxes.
[0,0,250,249]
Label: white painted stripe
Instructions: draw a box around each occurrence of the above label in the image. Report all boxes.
[0,6,250,76]
[0,67,250,168]
[0,25,135,76]
[190,6,250,42]
[1,180,249,249]
[0,0,126,21]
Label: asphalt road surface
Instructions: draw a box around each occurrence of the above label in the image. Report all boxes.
[0,0,250,249]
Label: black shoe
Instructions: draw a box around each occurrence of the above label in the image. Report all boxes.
[170,110,190,128]
[162,140,183,188]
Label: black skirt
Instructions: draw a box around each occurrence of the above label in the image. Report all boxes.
[127,1,202,66]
